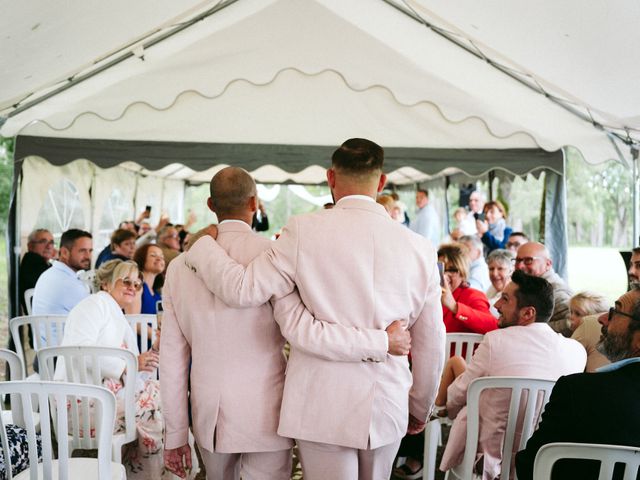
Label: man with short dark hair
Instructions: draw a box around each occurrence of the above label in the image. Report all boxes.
[516,288,640,480]
[185,138,445,478]
[439,270,586,479]
[505,231,529,253]
[32,229,93,344]
[19,229,55,314]
[627,247,640,289]
[515,241,573,336]
[410,187,441,246]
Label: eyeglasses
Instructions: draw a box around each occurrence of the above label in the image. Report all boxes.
[513,256,543,266]
[119,277,143,291]
[608,307,636,323]
[35,239,55,246]
[444,268,459,273]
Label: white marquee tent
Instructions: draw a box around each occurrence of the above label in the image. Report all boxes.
[2,0,639,316]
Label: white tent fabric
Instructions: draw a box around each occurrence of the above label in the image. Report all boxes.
[1,0,630,167]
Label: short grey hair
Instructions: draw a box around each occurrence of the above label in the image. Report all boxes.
[487,248,514,266]
[460,235,483,251]
[27,228,51,244]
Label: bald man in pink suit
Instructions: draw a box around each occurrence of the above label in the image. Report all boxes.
[185,139,446,479]
[161,167,412,479]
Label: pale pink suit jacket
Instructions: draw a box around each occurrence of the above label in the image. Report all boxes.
[441,322,587,479]
[161,221,390,454]
[186,197,446,450]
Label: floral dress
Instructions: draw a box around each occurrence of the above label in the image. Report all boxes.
[0,425,42,480]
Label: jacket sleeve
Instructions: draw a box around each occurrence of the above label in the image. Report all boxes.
[481,226,512,250]
[184,220,299,308]
[271,289,388,362]
[515,376,574,480]
[407,258,446,422]
[159,266,192,449]
[453,289,498,334]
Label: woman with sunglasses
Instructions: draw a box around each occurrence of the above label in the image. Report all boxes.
[57,259,198,479]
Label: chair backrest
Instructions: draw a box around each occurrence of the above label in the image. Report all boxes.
[125,314,158,354]
[9,315,67,371]
[533,442,640,480]
[24,289,35,315]
[0,380,116,480]
[37,346,137,448]
[445,333,484,363]
[461,376,556,480]
[0,349,26,427]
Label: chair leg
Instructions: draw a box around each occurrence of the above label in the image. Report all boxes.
[112,443,122,464]
[423,420,441,480]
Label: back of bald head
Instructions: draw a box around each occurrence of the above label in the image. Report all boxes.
[331,138,384,183]
[209,167,257,217]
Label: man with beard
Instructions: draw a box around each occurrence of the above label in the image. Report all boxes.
[32,229,93,346]
[627,247,640,290]
[516,289,640,480]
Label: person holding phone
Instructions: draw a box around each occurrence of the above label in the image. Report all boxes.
[476,200,512,253]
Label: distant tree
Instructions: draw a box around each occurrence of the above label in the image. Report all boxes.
[0,138,14,233]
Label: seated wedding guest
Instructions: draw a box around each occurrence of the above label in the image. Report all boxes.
[476,200,512,253]
[55,259,198,479]
[568,291,608,333]
[376,194,395,216]
[459,235,491,292]
[571,313,611,372]
[95,228,137,269]
[450,207,477,241]
[438,243,498,334]
[516,289,640,480]
[133,244,165,314]
[486,249,515,317]
[157,225,181,266]
[19,229,55,314]
[439,271,586,479]
[505,231,529,254]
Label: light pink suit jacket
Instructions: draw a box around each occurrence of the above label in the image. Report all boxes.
[186,197,446,450]
[161,221,390,454]
[441,322,587,479]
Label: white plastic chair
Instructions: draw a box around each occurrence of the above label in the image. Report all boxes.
[422,333,485,480]
[0,380,125,479]
[0,349,26,428]
[445,333,484,363]
[38,346,137,464]
[24,289,35,316]
[125,314,158,354]
[9,315,66,375]
[445,376,555,480]
[533,442,640,480]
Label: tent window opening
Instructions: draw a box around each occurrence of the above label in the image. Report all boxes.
[34,179,85,237]
[97,188,132,251]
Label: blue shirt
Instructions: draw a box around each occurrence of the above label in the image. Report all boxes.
[596,356,640,373]
[32,261,90,345]
[410,203,441,247]
[141,283,162,314]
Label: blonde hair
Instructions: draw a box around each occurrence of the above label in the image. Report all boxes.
[94,259,140,291]
[437,243,470,281]
[570,291,608,317]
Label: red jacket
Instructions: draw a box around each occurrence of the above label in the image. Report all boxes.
[443,285,498,334]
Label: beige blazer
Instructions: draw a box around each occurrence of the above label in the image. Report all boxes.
[161,220,389,453]
[186,197,445,449]
[441,323,587,479]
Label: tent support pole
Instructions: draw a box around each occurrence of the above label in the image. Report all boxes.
[632,147,640,246]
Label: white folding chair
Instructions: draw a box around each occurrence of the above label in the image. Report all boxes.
[0,380,125,479]
[445,333,484,363]
[0,349,27,428]
[445,376,555,480]
[9,315,66,376]
[422,333,485,480]
[24,289,35,316]
[533,442,640,480]
[125,314,158,353]
[38,346,137,464]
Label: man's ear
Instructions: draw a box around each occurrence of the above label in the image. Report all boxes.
[206,197,215,214]
[377,173,387,193]
[327,168,336,189]
[248,195,258,213]
[520,306,536,325]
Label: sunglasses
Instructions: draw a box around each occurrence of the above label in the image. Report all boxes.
[119,277,143,291]
[444,268,459,273]
[607,307,636,323]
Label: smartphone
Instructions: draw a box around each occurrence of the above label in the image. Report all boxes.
[145,205,152,214]
[473,212,485,222]
[437,261,445,287]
